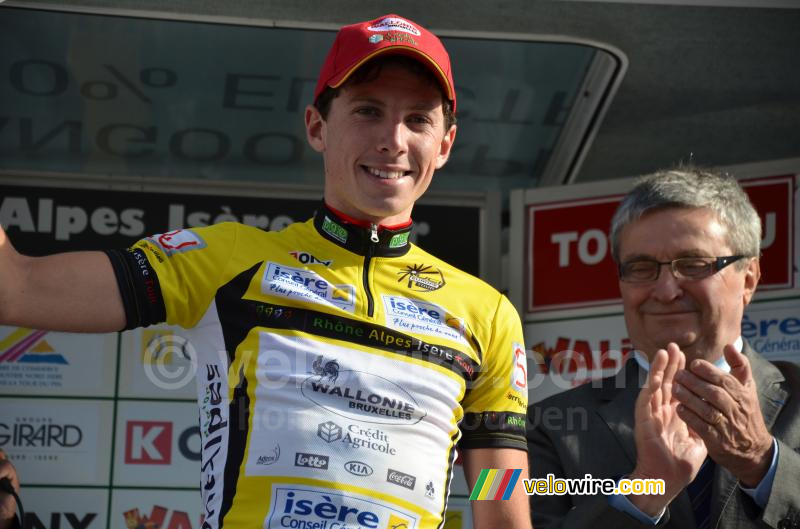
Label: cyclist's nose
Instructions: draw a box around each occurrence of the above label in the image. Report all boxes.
[377,120,408,157]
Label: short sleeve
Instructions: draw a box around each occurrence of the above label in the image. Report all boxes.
[459,294,528,450]
[119,223,239,329]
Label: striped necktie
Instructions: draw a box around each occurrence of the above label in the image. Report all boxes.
[687,458,714,529]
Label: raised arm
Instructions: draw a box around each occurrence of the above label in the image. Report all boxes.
[0,225,125,332]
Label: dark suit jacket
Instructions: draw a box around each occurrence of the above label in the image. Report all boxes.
[527,344,800,529]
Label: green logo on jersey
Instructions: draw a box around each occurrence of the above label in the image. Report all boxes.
[388,232,410,248]
[322,216,348,244]
[506,415,526,428]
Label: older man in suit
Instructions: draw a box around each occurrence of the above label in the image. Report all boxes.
[527,168,800,529]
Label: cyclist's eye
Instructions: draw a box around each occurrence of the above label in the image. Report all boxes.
[354,106,380,117]
[675,259,711,277]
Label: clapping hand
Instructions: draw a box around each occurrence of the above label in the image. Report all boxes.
[628,343,708,516]
[674,344,773,487]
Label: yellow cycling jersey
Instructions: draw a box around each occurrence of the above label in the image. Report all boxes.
[107,205,528,529]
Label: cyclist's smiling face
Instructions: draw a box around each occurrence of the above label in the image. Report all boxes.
[305,63,456,226]
[617,207,759,363]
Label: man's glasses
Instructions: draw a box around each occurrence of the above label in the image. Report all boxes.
[618,255,747,283]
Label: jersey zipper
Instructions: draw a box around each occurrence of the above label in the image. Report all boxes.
[363,223,379,317]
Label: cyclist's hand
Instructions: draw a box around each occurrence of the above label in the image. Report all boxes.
[0,449,19,529]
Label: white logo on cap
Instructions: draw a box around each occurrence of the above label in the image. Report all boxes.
[367,17,422,36]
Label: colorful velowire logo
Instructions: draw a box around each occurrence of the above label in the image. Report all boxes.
[469,469,522,500]
[0,328,66,364]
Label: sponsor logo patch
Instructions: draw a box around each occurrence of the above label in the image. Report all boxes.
[321,216,348,243]
[425,480,436,499]
[267,486,417,529]
[382,295,468,345]
[511,342,528,393]
[256,443,281,465]
[389,232,410,249]
[147,229,206,256]
[295,452,329,469]
[505,390,526,408]
[381,32,418,46]
[387,469,416,490]
[200,363,226,527]
[263,262,355,312]
[388,514,413,529]
[397,264,445,292]
[289,251,332,267]
[506,415,526,429]
[317,421,342,443]
[344,460,374,477]
[302,356,426,425]
[367,16,422,36]
[316,421,397,456]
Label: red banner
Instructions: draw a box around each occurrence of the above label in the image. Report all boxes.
[526,175,794,312]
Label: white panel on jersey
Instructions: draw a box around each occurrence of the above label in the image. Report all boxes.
[245,332,464,515]
[183,300,229,529]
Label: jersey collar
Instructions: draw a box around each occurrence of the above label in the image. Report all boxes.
[313,203,413,257]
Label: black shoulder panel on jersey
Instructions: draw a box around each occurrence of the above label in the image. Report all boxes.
[104,248,167,330]
[459,411,528,451]
[215,262,262,366]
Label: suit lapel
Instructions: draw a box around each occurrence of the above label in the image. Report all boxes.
[712,342,788,525]
[748,342,789,434]
[595,359,642,467]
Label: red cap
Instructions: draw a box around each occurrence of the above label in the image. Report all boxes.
[314,14,456,112]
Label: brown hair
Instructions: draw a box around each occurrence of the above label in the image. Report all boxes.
[314,55,456,130]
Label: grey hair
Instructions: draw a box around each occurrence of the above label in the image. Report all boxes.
[610,166,761,263]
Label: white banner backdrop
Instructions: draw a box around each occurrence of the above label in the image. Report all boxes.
[0,398,113,485]
[23,488,109,529]
[0,327,117,397]
[109,489,201,529]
